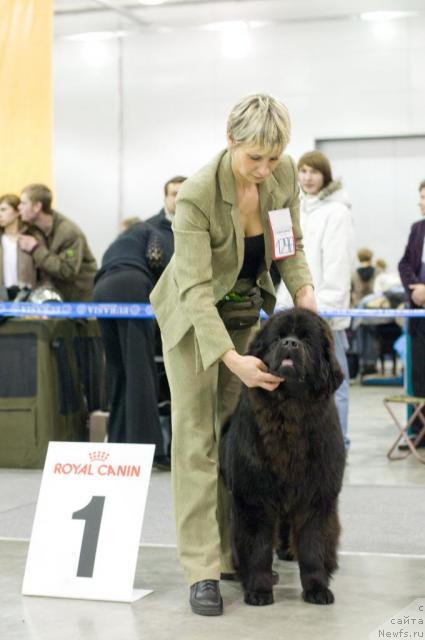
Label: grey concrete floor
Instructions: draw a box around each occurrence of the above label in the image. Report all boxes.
[1,383,425,639]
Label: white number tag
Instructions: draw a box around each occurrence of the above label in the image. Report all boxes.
[268,208,295,260]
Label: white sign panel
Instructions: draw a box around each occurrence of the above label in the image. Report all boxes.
[22,442,155,602]
[267,208,295,260]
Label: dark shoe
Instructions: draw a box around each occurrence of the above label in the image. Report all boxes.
[398,437,425,451]
[189,580,223,616]
[153,455,171,471]
[220,570,279,585]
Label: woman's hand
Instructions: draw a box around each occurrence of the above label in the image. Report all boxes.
[410,283,425,307]
[222,349,284,391]
[18,234,39,254]
[294,284,317,313]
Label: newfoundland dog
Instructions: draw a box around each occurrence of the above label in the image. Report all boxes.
[220,309,346,607]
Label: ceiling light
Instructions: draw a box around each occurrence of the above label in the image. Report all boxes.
[139,0,164,5]
[360,11,417,22]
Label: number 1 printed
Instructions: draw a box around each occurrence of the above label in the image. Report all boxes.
[72,496,105,578]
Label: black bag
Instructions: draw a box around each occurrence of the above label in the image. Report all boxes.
[217,286,263,331]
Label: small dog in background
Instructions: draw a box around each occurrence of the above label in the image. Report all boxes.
[220,309,346,607]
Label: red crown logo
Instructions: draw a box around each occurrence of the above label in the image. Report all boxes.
[89,451,109,462]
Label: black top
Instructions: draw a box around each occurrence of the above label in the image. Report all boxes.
[95,221,172,286]
[238,234,265,280]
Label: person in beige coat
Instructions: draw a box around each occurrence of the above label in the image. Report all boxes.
[150,94,317,616]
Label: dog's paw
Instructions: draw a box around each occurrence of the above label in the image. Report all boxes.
[244,590,274,606]
[303,587,334,605]
[276,546,295,561]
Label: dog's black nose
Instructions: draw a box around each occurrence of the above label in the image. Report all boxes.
[281,336,300,350]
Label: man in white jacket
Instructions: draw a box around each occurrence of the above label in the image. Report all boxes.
[278,150,353,449]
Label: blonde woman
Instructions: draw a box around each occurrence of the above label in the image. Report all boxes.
[0,194,38,298]
[150,94,316,616]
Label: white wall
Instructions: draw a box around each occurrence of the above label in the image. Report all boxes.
[53,13,425,264]
[318,136,425,271]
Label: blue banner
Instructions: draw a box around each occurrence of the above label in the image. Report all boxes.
[0,302,425,319]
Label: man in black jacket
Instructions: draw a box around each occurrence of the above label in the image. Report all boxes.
[146,175,186,256]
[93,222,173,468]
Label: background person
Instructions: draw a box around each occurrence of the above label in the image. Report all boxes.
[150,93,316,616]
[93,221,173,469]
[0,194,39,298]
[119,216,141,234]
[146,175,187,256]
[398,179,425,447]
[373,259,402,294]
[18,184,97,301]
[351,247,379,376]
[297,150,353,450]
[351,247,376,307]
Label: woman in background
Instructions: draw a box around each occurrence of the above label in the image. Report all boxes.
[0,194,38,298]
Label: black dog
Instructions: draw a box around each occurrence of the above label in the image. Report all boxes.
[220,309,346,607]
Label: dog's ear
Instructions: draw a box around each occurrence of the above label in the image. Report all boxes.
[311,319,344,397]
[247,327,267,358]
[321,322,344,395]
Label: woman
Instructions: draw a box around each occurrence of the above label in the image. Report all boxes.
[297,150,353,449]
[0,193,38,298]
[93,221,173,469]
[150,94,316,616]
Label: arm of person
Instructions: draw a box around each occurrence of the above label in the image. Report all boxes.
[172,197,235,370]
[409,283,425,306]
[30,236,85,282]
[315,208,352,311]
[398,226,420,303]
[221,349,283,391]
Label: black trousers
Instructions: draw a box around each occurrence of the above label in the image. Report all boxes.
[410,318,425,433]
[93,269,165,452]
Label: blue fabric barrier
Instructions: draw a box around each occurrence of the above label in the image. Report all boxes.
[1,302,425,319]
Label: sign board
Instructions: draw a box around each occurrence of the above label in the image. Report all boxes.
[22,442,155,602]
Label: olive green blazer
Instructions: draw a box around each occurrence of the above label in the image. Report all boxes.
[150,149,313,372]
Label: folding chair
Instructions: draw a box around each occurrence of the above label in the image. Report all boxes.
[383,395,425,463]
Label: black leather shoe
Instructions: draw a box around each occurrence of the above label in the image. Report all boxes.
[190,580,223,616]
[153,455,171,471]
[220,570,279,585]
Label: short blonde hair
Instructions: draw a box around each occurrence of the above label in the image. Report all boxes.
[120,216,141,232]
[357,247,373,262]
[227,94,291,152]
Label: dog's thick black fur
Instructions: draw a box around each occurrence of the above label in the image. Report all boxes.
[220,309,346,607]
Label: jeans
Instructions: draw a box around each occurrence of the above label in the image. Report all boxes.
[333,329,350,449]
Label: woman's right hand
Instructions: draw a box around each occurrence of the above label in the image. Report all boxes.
[222,349,284,391]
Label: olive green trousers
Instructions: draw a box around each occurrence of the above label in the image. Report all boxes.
[163,324,256,586]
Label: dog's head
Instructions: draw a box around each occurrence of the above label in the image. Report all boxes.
[248,309,344,398]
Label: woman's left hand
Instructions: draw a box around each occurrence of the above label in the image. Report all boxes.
[294,285,317,313]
